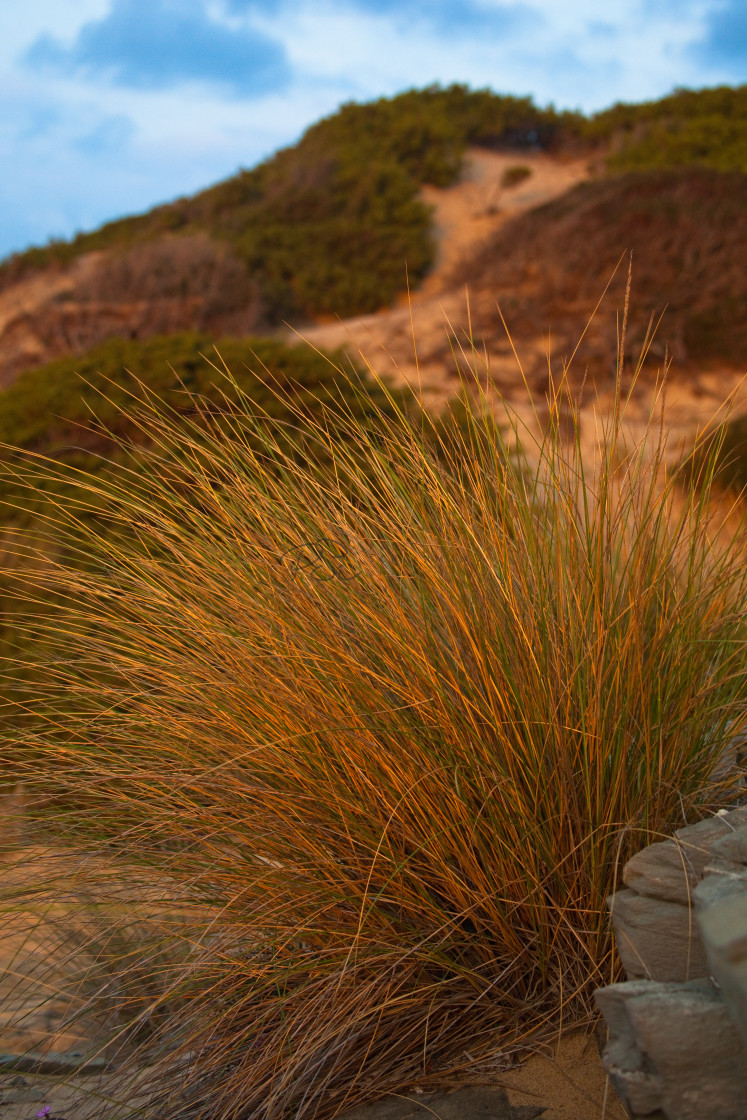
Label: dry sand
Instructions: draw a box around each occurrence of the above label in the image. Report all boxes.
[0,1031,629,1120]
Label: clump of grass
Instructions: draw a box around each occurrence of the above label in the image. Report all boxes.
[0,311,746,1120]
[500,165,532,189]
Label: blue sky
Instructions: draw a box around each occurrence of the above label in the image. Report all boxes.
[1,0,744,263]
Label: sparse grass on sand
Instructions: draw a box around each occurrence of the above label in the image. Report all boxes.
[0,302,746,1120]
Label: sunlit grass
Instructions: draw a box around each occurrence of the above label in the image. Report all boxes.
[0,307,746,1120]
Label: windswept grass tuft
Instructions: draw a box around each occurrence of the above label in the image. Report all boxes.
[0,318,746,1120]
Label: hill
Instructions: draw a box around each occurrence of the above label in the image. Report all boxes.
[299,158,747,439]
[445,165,747,387]
[0,83,745,389]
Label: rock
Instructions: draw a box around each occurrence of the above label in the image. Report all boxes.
[606,889,709,982]
[619,810,747,908]
[591,979,665,1117]
[693,865,747,909]
[709,826,747,867]
[596,809,747,1118]
[672,807,747,880]
[622,839,701,905]
[594,977,747,1120]
[694,875,747,1051]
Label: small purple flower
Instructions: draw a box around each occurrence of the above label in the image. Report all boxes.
[36,1110,50,1119]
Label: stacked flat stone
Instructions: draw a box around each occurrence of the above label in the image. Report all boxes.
[594,803,747,1120]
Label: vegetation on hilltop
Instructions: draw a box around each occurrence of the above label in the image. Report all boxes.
[586,84,747,174]
[0,85,578,321]
[0,83,742,330]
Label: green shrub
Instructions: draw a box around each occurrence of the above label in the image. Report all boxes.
[585,85,747,174]
[501,165,533,188]
[681,411,747,500]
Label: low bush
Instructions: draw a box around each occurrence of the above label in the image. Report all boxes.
[679,406,747,500]
[585,84,747,174]
[500,165,533,188]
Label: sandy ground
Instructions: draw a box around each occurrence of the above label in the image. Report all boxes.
[0,1028,629,1120]
[281,149,593,421]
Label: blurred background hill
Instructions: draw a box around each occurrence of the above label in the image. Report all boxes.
[0,82,745,393]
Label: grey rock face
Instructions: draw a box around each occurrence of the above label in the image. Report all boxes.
[622,839,702,905]
[673,807,747,875]
[694,862,747,1052]
[597,808,747,1117]
[710,828,747,866]
[694,865,747,909]
[607,807,747,985]
[606,889,709,982]
[594,977,747,1120]
[619,805,747,905]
